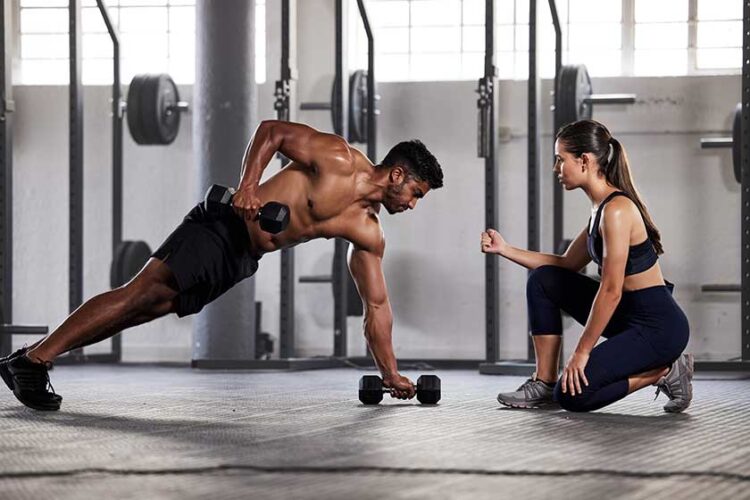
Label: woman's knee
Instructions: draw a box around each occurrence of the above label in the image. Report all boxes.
[527,265,565,290]
[554,383,595,413]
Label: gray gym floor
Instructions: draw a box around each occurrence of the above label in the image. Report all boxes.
[0,366,748,500]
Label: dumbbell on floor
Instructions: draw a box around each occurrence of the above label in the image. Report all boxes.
[358,375,441,405]
[203,184,291,234]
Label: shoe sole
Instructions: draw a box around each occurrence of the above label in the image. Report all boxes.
[497,398,557,409]
[1,358,63,407]
[0,362,14,392]
[11,391,61,411]
[664,353,694,413]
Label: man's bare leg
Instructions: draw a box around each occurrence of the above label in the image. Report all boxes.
[27,258,179,363]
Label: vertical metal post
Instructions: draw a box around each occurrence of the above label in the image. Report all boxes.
[527,0,541,360]
[69,0,85,359]
[356,0,376,161]
[0,0,13,353]
[97,0,123,361]
[742,0,750,360]
[479,0,499,363]
[277,0,295,358]
[549,0,563,252]
[333,0,349,357]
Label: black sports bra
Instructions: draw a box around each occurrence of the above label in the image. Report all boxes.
[587,191,658,276]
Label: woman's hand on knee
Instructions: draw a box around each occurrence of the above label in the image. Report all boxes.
[562,351,590,396]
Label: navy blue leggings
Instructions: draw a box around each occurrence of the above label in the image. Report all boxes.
[527,265,689,412]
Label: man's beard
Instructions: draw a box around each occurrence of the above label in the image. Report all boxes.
[383,182,404,214]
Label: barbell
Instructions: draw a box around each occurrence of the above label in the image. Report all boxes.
[554,64,637,127]
[299,69,377,144]
[700,103,741,184]
[126,73,189,146]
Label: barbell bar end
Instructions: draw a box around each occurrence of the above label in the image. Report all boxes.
[700,137,733,149]
[583,94,637,105]
[300,102,333,111]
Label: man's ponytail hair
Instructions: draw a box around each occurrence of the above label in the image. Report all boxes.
[556,120,663,255]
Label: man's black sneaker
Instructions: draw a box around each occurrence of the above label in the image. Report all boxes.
[0,355,62,411]
[0,347,29,391]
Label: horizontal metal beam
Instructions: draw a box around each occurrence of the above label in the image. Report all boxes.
[300,102,332,111]
[584,94,637,105]
[191,357,345,371]
[479,361,536,376]
[299,275,333,283]
[0,325,48,336]
[701,284,741,293]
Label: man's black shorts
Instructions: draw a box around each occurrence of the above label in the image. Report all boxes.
[152,201,260,317]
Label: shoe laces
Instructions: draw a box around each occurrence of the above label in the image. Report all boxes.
[518,377,548,399]
[14,360,57,395]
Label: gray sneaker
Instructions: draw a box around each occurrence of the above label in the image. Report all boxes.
[497,374,556,409]
[654,353,694,413]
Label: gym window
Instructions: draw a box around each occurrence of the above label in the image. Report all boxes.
[348,0,742,82]
[15,0,266,85]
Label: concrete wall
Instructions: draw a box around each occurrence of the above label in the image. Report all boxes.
[9,1,742,362]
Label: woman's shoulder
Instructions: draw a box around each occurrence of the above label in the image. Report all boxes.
[601,194,640,224]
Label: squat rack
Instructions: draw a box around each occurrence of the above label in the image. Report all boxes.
[480,0,750,374]
[58,0,125,364]
[0,1,49,355]
[479,0,550,375]
[229,0,378,370]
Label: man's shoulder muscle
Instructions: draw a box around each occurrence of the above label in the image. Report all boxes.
[346,212,384,256]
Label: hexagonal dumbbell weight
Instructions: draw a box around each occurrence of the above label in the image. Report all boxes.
[358,375,441,405]
[203,184,290,234]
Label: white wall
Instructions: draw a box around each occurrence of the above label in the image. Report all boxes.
[9,1,742,363]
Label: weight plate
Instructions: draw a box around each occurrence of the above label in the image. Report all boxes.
[127,73,181,145]
[142,74,162,145]
[732,102,741,184]
[155,74,180,145]
[126,74,148,145]
[330,77,342,136]
[110,240,153,288]
[348,70,368,143]
[556,64,592,128]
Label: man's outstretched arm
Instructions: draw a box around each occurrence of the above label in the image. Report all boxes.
[233,120,350,220]
[348,242,416,399]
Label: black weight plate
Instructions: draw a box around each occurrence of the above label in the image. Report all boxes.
[556,64,592,127]
[126,74,148,145]
[556,238,573,255]
[110,240,153,288]
[732,102,741,184]
[142,74,162,145]
[348,70,368,143]
[330,77,342,136]
[155,74,180,145]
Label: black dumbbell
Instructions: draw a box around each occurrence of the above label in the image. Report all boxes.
[203,184,290,234]
[358,375,441,405]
